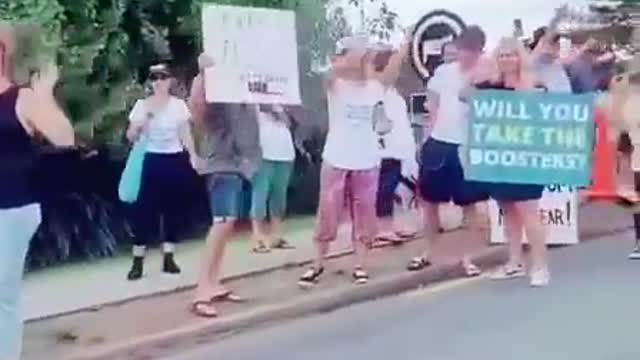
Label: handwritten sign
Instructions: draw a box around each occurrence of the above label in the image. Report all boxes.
[466,90,595,186]
[202,5,301,104]
[489,185,579,245]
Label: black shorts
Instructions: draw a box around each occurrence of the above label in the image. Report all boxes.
[418,138,488,206]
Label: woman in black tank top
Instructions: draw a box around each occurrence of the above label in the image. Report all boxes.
[0,23,74,359]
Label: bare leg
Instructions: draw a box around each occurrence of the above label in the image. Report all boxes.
[251,219,270,250]
[500,201,525,267]
[270,217,283,243]
[376,216,396,237]
[459,204,479,267]
[194,220,235,301]
[420,200,440,259]
[518,200,547,272]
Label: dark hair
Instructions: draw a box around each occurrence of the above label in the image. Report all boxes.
[530,26,560,50]
[456,25,486,52]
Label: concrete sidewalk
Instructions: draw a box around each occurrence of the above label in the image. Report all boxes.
[23,205,464,321]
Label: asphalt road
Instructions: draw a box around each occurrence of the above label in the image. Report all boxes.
[170,232,640,360]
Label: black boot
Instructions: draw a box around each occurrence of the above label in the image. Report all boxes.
[163,253,181,274]
[127,256,144,281]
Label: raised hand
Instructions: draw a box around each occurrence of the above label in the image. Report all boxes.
[198,54,215,71]
[31,62,59,97]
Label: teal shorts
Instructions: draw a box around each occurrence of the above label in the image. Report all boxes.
[250,160,293,220]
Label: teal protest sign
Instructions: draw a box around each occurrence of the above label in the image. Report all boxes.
[466,90,595,186]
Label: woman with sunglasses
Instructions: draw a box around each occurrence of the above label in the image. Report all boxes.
[0,23,75,359]
[298,35,408,287]
[125,64,198,280]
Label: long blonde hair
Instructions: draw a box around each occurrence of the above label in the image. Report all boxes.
[491,37,536,89]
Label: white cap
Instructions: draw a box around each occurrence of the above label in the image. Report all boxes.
[335,36,370,55]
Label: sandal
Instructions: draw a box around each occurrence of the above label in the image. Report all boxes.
[407,257,431,272]
[395,230,418,239]
[251,242,271,254]
[272,238,296,250]
[463,262,481,277]
[377,234,405,245]
[211,289,246,303]
[298,267,324,288]
[490,264,526,280]
[190,300,218,318]
[353,267,369,285]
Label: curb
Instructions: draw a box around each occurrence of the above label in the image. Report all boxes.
[67,246,508,360]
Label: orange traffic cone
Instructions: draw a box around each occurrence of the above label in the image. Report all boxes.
[586,108,619,201]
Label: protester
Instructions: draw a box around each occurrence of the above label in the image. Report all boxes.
[0,22,75,359]
[565,38,603,94]
[474,37,550,287]
[125,64,198,281]
[409,25,489,277]
[250,103,296,253]
[529,27,572,92]
[371,49,418,246]
[188,54,260,317]
[298,35,408,287]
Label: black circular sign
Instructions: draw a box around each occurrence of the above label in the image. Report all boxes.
[410,10,466,80]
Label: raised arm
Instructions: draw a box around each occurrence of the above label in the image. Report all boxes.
[17,64,74,147]
[368,41,409,87]
[188,54,215,124]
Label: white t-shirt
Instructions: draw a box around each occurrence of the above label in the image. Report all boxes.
[323,79,385,170]
[378,88,415,161]
[427,63,468,145]
[258,111,295,162]
[129,97,191,154]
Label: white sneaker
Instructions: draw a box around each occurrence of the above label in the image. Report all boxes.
[490,264,525,280]
[628,246,640,260]
[530,268,551,287]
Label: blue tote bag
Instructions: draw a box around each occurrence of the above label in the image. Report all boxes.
[118,138,147,203]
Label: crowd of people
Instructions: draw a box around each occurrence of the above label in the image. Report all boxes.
[0,17,618,359]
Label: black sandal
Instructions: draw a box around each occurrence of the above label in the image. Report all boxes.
[353,267,369,285]
[272,238,296,250]
[298,267,324,288]
[407,257,431,272]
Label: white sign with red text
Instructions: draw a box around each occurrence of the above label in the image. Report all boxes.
[489,185,579,245]
[202,5,301,104]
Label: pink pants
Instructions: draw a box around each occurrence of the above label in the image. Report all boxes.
[314,165,379,246]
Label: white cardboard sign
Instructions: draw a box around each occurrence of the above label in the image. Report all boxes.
[201,5,301,104]
[489,185,579,245]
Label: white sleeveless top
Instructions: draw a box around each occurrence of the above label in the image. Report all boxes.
[322,79,385,170]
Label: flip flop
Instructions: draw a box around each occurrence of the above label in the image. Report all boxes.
[372,235,404,248]
[463,262,481,277]
[251,242,271,254]
[407,257,431,272]
[211,290,247,303]
[272,238,296,249]
[395,230,418,239]
[190,300,218,318]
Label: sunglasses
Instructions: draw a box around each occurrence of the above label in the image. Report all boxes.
[149,73,170,82]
